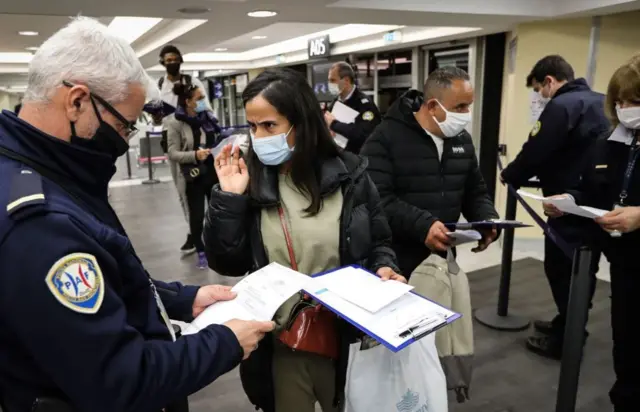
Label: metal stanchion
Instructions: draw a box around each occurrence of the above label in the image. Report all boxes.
[124,148,133,179]
[142,132,160,185]
[474,189,531,331]
[555,246,593,412]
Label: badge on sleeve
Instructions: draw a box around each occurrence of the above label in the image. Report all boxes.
[362,111,375,121]
[531,120,542,136]
[45,253,105,314]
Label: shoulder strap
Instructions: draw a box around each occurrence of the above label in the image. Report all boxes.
[158,77,164,89]
[277,206,298,271]
[182,74,192,85]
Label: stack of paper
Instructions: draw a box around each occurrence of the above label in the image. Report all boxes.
[446,230,482,246]
[182,263,460,352]
[516,190,609,219]
[330,101,359,148]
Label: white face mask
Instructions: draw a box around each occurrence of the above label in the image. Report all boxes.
[328,82,341,96]
[616,105,640,130]
[434,100,471,137]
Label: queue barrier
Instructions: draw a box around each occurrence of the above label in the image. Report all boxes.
[473,155,594,412]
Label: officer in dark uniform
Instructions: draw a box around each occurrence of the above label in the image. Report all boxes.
[0,18,273,412]
[501,55,609,359]
[324,62,381,154]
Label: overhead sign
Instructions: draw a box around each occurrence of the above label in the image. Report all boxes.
[308,35,331,58]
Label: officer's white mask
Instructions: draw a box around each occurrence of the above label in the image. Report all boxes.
[616,104,640,130]
[433,100,471,138]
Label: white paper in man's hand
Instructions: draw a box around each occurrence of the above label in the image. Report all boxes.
[446,230,482,246]
[331,101,359,148]
[516,190,609,219]
[182,263,311,335]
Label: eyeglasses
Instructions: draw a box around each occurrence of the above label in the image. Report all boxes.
[62,80,138,138]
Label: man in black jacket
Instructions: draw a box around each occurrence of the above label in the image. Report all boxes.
[324,62,381,153]
[361,66,499,277]
[501,55,608,359]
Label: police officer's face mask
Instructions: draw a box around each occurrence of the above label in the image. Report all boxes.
[66,82,134,160]
[616,104,640,130]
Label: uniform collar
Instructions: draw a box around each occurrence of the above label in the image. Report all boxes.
[339,85,356,103]
[0,110,116,193]
[608,124,635,146]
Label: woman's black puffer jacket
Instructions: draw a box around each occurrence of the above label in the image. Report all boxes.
[202,150,399,412]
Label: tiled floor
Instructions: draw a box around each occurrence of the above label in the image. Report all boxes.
[108,181,615,412]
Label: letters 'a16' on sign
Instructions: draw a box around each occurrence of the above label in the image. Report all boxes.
[308,35,330,58]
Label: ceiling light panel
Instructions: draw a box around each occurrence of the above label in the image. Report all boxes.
[107,17,163,44]
[18,31,38,36]
[248,10,278,17]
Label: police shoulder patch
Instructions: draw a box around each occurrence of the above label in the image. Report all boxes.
[531,120,542,136]
[45,253,105,314]
[362,111,375,121]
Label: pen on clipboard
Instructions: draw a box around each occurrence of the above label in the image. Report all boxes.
[398,317,441,339]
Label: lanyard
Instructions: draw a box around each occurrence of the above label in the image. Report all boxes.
[618,136,640,205]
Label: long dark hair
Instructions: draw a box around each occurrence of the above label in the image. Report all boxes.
[172,82,198,109]
[242,68,340,215]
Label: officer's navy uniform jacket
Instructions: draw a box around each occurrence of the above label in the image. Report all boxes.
[501,78,610,196]
[360,96,499,277]
[328,87,381,154]
[0,111,243,412]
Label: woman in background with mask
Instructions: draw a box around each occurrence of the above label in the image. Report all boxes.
[203,68,403,412]
[165,83,219,269]
[544,54,640,412]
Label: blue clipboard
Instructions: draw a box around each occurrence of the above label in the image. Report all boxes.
[303,265,461,352]
[446,219,531,230]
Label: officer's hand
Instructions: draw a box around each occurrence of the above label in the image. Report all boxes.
[224,319,276,360]
[192,285,236,318]
[324,111,336,128]
[425,221,451,252]
[596,206,640,233]
[543,194,570,218]
[215,144,249,195]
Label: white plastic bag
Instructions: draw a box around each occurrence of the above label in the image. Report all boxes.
[344,334,448,412]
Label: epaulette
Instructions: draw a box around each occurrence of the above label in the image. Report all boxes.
[6,168,46,217]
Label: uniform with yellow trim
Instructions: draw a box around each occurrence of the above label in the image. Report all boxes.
[500,77,609,360]
[327,87,381,154]
[0,111,243,412]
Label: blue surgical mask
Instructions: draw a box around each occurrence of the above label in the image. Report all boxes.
[195,100,208,113]
[251,126,294,166]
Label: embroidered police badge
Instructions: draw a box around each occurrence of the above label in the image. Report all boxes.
[45,253,105,314]
[531,120,541,136]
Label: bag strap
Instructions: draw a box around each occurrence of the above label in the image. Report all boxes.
[277,205,298,271]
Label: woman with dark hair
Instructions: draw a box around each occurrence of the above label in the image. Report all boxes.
[203,68,403,412]
[166,82,220,269]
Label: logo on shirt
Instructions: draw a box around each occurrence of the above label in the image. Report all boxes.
[452,146,465,154]
[362,111,375,121]
[531,120,542,137]
[45,253,104,314]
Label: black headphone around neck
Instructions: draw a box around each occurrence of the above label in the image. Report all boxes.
[401,89,425,112]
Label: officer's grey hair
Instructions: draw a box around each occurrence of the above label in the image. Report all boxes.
[332,62,355,84]
[424,66,470,99]
[23,17,158,104]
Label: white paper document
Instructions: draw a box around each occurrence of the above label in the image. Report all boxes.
[517,190,609,219]
[446,230,482,246]
[182,263,310,335]
[317,266,414,313]
[331,101,359,149]
[306,280,457,350]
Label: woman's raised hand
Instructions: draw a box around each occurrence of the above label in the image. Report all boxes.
[214,144,249,195]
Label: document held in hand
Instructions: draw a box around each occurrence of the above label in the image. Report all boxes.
[330,101,359,148]
[183,263,460,351]
[516,190,609,219]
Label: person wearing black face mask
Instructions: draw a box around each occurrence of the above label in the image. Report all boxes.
[0,17,272,412]
[158,44,212,254]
